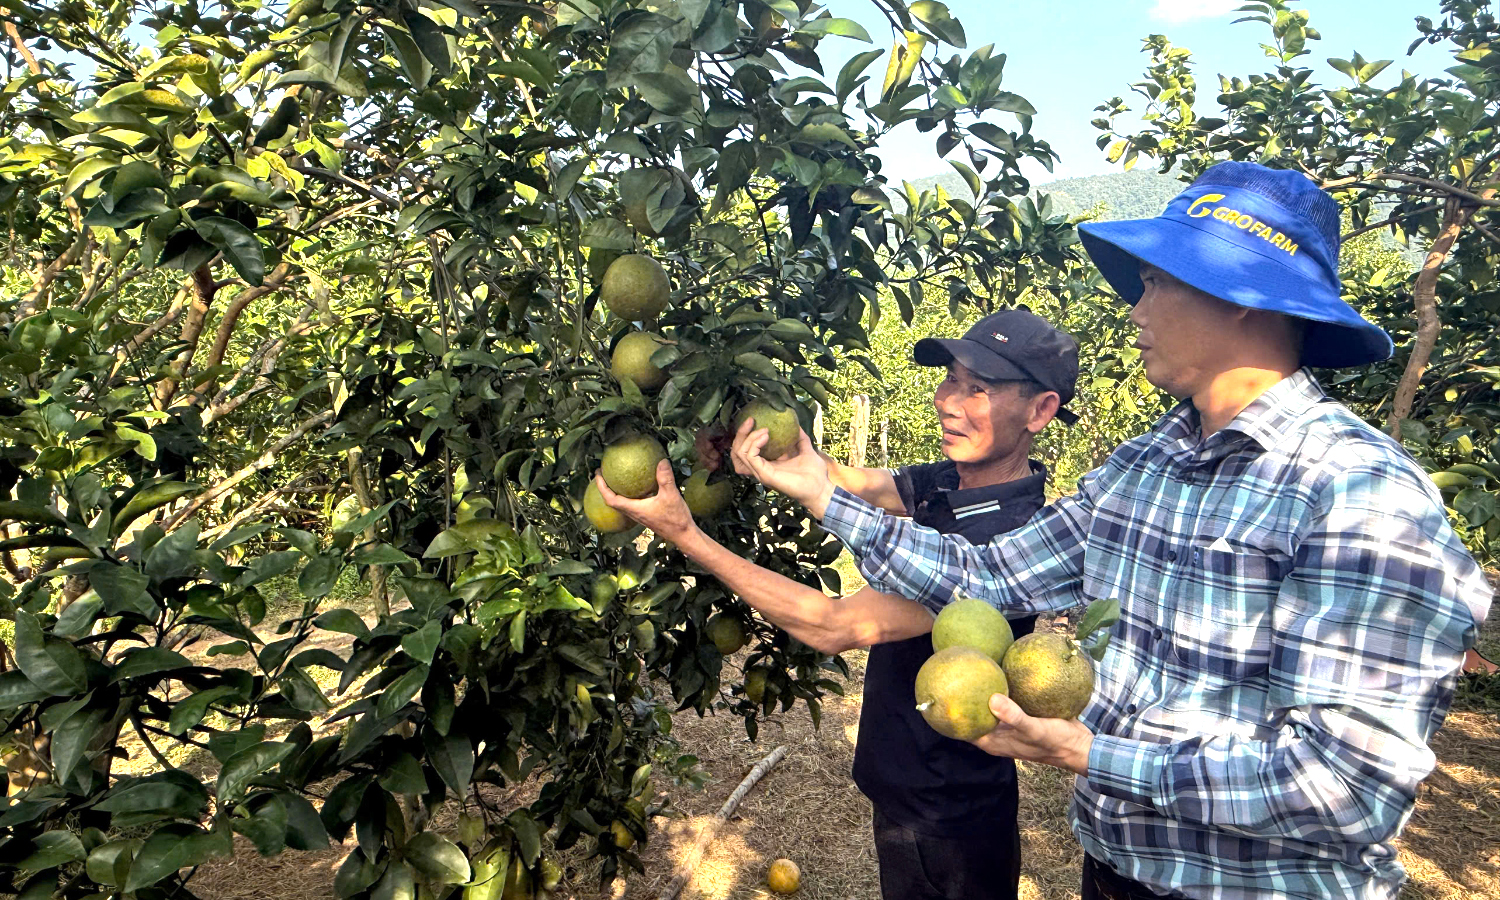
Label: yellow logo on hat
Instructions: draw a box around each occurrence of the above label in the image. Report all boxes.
[1187,194,1224,218]
[1181,193,1299,256]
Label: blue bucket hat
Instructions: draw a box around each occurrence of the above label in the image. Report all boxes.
[1077,161,1393,368]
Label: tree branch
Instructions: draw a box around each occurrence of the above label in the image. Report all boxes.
[184,262,296,405]
[1341,203,1441,241]
[163,410,334,530]
[4,21,41,76]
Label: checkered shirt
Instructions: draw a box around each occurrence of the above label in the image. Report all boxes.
[822,369,1493,900]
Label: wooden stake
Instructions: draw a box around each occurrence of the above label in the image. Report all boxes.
[656,745,790,900]
[848,394,870,468]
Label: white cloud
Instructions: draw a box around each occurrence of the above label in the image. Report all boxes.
[1150,0,1241,23]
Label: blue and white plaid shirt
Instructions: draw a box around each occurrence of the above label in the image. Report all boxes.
[823,369,1492,900]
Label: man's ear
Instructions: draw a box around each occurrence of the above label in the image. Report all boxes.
[1028,391,1061,433]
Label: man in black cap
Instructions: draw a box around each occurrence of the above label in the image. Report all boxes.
[595,308,1081,900]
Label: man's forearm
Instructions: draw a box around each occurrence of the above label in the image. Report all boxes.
[675,528,929,653]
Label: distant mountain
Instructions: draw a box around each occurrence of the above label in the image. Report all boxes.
[898,168,1183,221]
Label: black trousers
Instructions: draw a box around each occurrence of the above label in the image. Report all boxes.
[1081,855,1174,900]
[871,807,1021,900]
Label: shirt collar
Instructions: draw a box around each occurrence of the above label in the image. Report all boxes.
[936,459,1048,512]
[1154,368,1327,461]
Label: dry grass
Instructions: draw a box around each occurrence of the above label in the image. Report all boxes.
[188,569,1500,900]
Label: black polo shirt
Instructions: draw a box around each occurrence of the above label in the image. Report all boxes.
[850,459,1046,836]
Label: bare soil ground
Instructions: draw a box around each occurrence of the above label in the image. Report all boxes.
[181,570,1500,900]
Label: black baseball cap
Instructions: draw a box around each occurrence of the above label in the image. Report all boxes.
[912,308,1080,425]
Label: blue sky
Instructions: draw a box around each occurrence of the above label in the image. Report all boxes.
[819,0,1455,185]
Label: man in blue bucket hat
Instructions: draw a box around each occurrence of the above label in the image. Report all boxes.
[721,162,1493,899]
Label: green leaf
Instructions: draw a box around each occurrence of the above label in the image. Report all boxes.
[402,619,442,666]
[52,703,109,787]
[168,686,240,735]
[1075,598,1121,661]
[89,562,155,618]
[989,91,1036,115]
[53,595,103,639]
[124,824,229,892]
[14,610,88,696]
[353,544,414,566]
[315,608,370,639]
[216,741,298,803]
[908,1,965,47]
[298,552,345,600]
[836,48,885,103]
[110,647,193,682]
[402,10,452,76]
[86,839,139,887]
[635,66,698,115]
[423,728,473,797]
[1454,488,1495,527]
[283,793,331,850]
[581,217,634,251]
[113,479,201,537]
[405,832,471,885]
[194,217,265,286]
[606,12,680,90]
[17,830,86,871]
[799,16,872,42]
[378,752,427,795]
[376,665,429,719]
[372,860,416,900]
[383,22,432,89]
[95,771,211,824]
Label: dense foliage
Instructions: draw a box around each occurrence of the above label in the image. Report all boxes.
[0,0,1084,896]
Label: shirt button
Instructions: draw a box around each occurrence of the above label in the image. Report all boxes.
[1125,704,1138,715]
[1153,627,1164,641]
[1166,550,1178,562]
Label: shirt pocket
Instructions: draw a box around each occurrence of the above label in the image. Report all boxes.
[1167,544,1290,686]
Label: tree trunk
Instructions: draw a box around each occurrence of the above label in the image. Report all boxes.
[1388,196,1471,440]
[347,447,390,619]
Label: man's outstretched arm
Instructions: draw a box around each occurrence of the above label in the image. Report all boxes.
[594,462,934,654]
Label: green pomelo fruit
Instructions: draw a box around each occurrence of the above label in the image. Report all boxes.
[744,666,769,704]
[733,399,802,461]
[931,597,1015,662]
[682,469,733,518]
[706,613,747,655]
[1001,632,1096,720]
[914,646,1009,741]
[601,434,666,499]
[584,481,632,533]
[611,330,669,392]
[601,254,670,321]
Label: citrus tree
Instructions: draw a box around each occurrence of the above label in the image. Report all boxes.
[1094,0,1500,557]
[0,0,1075,896]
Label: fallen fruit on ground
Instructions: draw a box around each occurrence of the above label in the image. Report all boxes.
[611,330,669,392]
[766,858,801,894]
[682,468,733,518]
[1001,632,1096,719]
[915,646,1009,741]
[733,398,802,460]
[931,596,1014,662]
[600,254,670,321]
[584,481,632,533]
[706,613,747,655]
[600,433,666,499]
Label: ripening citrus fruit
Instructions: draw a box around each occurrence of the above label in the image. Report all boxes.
[766,858,801,894]
[583,481,631,533]
[733,398,802,460]
[743,666,770,704]
[601,254,670,321]
[682,469,733,518]
[705,613,747,655]
[914,646,1009,741]
[600,434,666,499]
[1001,632,1096,719]
[611,330,669,392]
[931,597,1014,662]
